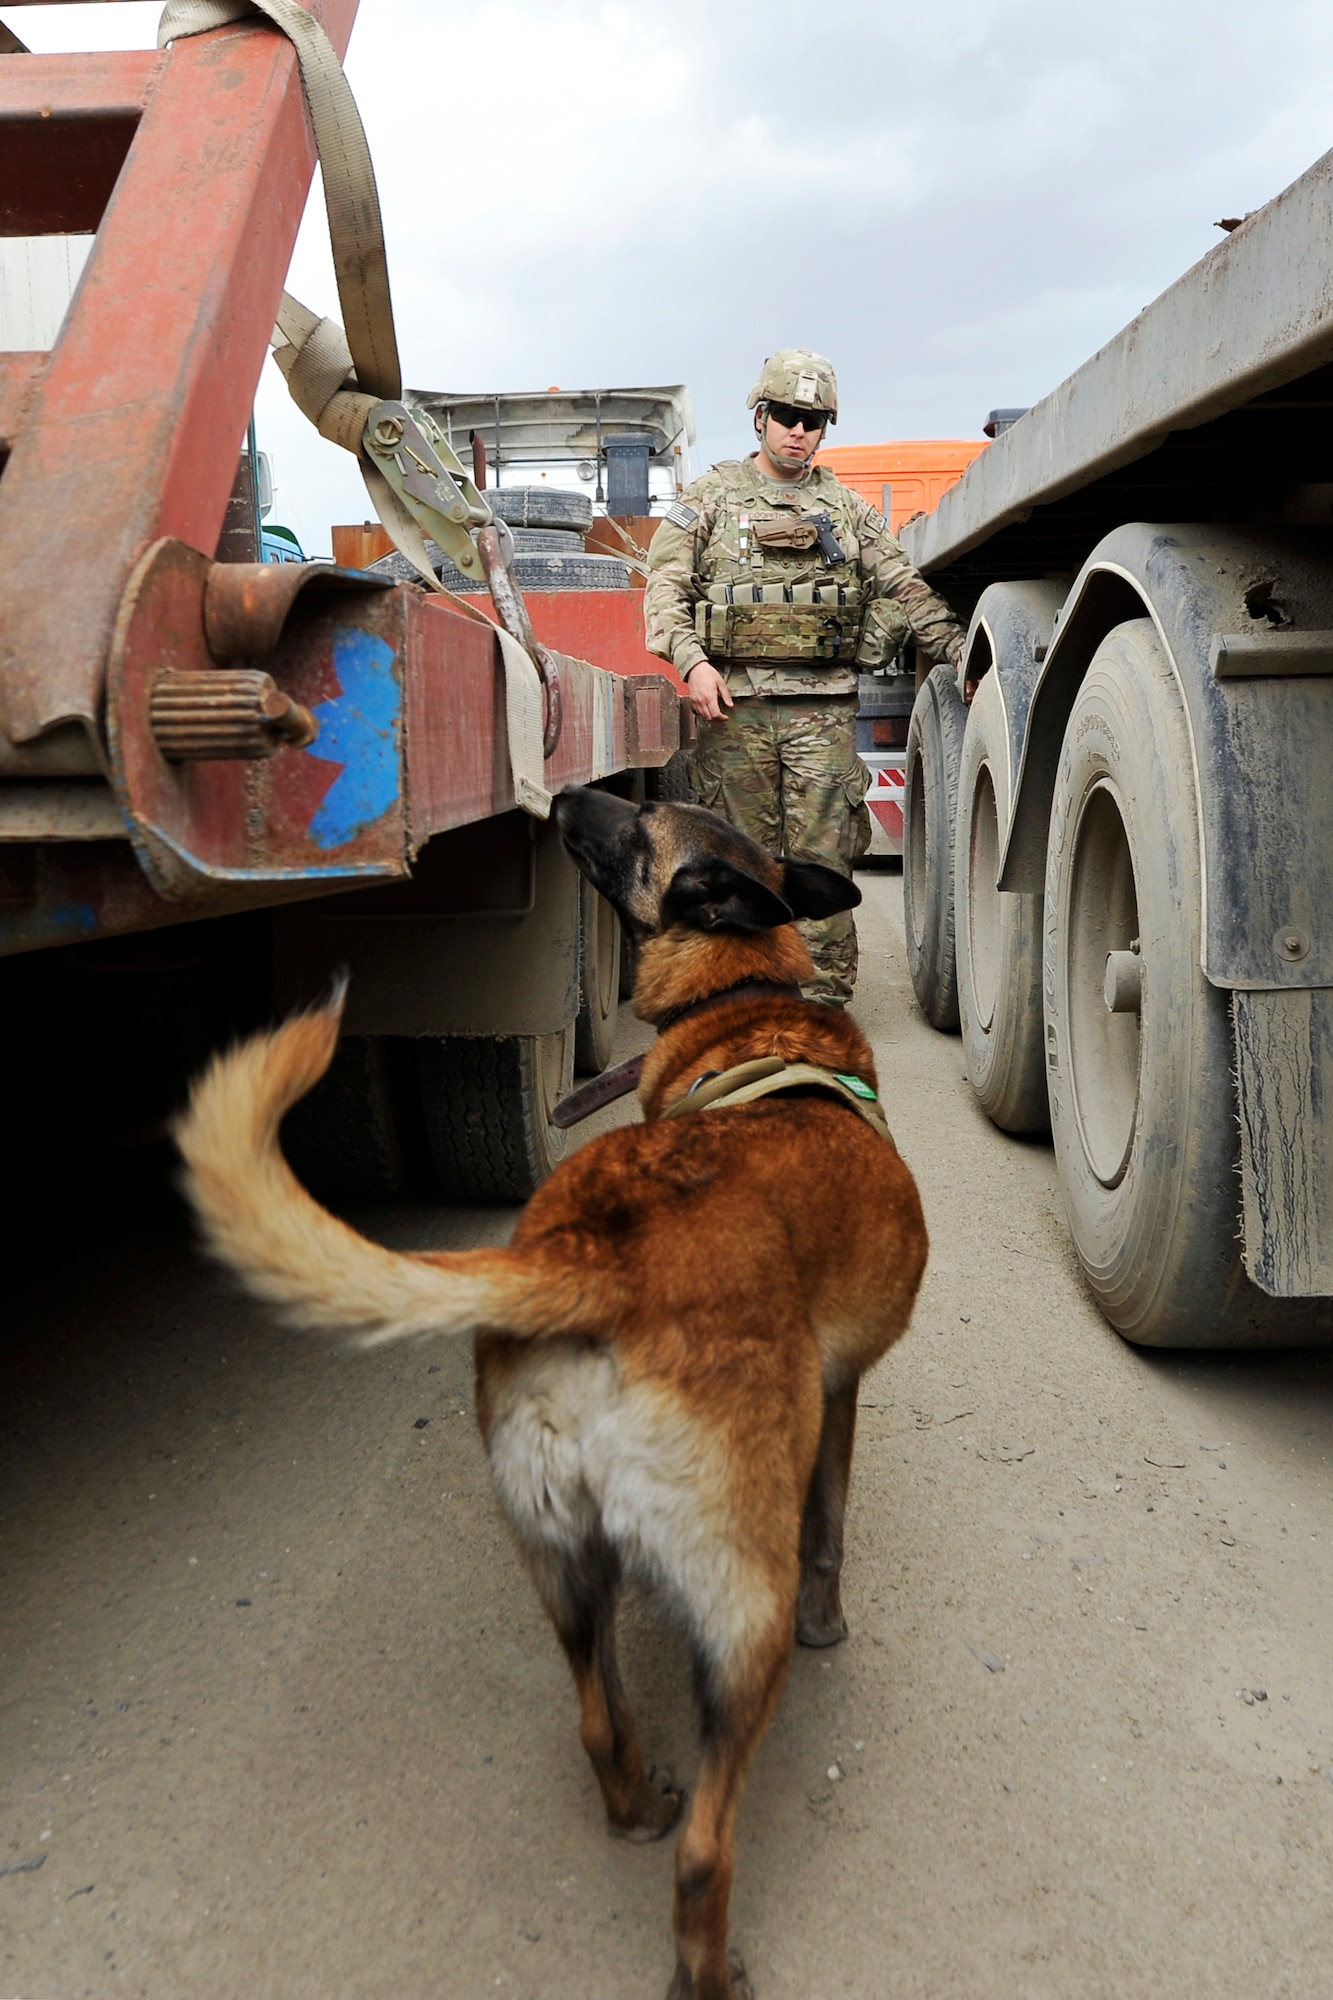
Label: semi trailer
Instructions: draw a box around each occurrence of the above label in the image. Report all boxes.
[899,152,1333,1347]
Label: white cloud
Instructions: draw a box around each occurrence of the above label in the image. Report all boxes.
[11,0,1333,553]
[0,2,159,49]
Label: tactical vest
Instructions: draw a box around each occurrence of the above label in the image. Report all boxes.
[687,467,899,680]
[695,578,863,662]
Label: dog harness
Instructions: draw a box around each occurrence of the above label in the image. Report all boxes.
[661,1055,894,1144]
[549,979,803,1130]
[549,978,890,1142]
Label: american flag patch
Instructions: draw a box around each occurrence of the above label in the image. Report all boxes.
[665,501,699,529]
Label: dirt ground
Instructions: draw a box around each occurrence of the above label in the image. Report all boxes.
[3,867,1332,2000]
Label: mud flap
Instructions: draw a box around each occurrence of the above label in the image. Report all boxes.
[1235,988,1333,1296]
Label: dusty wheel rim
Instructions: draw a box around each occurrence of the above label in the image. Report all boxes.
[907,743,928,952]
[590,893,618,1022]
[967,762,1002,1034]
[536,1028,571,1144]
[1066,780,1140,1188]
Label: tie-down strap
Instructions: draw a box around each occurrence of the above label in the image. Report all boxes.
[158,1,552,816]
[158,0,398,401]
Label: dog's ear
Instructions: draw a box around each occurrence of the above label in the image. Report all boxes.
[661,857,795,933]
[781,859,862,919]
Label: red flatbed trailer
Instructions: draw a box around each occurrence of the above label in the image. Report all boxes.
[0,0,682,1198]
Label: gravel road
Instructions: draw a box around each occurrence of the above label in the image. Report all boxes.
[3,866,1332,2000]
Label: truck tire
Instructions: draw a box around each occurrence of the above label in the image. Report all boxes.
[416,1027,573,1201]
[510,553,631,592]
[437,553,630,594]
[954,672,1048,1130]
[903,662,967,1030]
[1044,618,1312,1346]
[368,550,631,593]
[510,527,586,553]
[574,878,621,1074]
[281,1034,411,1200]
[487,487,594,533]
[655,747,694,803]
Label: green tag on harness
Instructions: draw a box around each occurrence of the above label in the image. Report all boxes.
[660,1057,894,1147]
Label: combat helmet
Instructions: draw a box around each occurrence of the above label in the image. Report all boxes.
[747,349,838,424]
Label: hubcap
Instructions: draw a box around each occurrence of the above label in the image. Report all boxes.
[908,746,927,951]
[592,892,618,1018]
[1066,781,1141,1187]
[967,764,1001,1033]
[536,1028,571,1154]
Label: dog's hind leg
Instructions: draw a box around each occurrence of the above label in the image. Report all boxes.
[668,1602,795,2000]
[539,1540,684,1842]
[796,1379,858,1647]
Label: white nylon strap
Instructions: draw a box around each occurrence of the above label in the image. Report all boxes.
[160,8,449,597]
[272,291,353,425]
[495,628,552,820]
[159,4,435,588]
[158,0,399,399]
[159,2,552,818]
[267,290,442,593]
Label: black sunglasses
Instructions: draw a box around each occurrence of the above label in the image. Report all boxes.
[764,400,829,432]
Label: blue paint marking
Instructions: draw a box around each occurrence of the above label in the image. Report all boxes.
[0,900,98,954]
[308,626,401,850]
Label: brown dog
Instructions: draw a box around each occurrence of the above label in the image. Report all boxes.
[176,787,927,2000]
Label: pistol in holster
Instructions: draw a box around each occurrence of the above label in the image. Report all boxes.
[809,512,846,568]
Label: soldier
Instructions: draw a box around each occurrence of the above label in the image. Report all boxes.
[644,350,966,1003]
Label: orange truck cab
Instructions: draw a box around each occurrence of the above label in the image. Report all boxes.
[816,437,987,852]
[815,437,988,534]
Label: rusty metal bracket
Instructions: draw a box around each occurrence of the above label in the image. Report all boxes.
[362,404,563,753]
[106,537,409,900]
[203,558,390,662]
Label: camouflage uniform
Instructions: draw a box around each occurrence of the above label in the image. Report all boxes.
[644,452,965,1001]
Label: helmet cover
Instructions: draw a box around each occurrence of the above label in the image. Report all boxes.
[746,348,838,423]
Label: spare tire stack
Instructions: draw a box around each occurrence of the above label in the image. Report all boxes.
[368,485,633,593]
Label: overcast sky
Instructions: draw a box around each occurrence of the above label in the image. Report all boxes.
[10,0,1333,553]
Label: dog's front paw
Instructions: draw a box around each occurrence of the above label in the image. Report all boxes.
[796,1576,848,1647]
[726,1949,755,1999]
[665,1948,754,2000]
[796,1611,848,1647]
[609,1763,684,1843]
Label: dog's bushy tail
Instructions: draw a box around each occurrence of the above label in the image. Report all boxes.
[175,991,615,1348]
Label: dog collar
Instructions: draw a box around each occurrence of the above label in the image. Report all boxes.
[550,979,804,1130]
[656,978,804,1033]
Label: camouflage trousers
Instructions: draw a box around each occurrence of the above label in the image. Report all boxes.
[691,695,871,1003]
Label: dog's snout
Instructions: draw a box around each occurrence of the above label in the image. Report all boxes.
[553,787,587,838]
[557,786,638,852]
[555,786,644,917]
